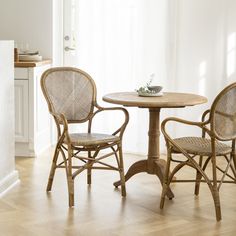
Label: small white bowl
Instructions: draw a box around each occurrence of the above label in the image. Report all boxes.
[147,86,163,93]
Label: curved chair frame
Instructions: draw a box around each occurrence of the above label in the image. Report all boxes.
[41,67,129,206]
[160,82,236,221]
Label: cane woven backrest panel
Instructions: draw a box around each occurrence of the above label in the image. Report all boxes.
[211,84,236,140]
[42,68,96,123]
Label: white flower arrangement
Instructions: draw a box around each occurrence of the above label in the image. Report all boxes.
[135,74,163,97]
[135,79,154,94]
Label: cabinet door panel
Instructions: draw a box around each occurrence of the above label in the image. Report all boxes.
[15,80,29,142]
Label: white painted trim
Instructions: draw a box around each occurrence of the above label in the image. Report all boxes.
[0,171,20,197]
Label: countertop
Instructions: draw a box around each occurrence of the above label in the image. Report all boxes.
[14,59,52,68]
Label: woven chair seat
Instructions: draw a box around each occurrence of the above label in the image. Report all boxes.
[66,133,120,146]
[172,137,232,156]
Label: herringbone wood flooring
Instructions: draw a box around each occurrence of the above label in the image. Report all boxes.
[1,148,236,235]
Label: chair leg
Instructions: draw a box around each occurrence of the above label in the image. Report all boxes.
[160,147,172,209]
[68,176,74,207]
[67,146,74,207]
[211,152,222,221]
[194,155,203,196]
[87,151,92,185]
[232,152,236,180]
[212,187,221,221]
[118,144,126,197]
[47,145,60,191]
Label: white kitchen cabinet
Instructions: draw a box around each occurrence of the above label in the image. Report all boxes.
[14,60,52,157]
[14,79,29,142]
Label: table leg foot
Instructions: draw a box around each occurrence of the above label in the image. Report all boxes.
[154,159,175,199]
[113,158,174,200]
[113,160,147,187]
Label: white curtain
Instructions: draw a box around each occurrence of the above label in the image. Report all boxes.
[72,0,170,154]
[172,0,236,138]
[67,0,236,154]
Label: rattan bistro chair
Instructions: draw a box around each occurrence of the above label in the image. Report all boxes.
[160,82,236,221]
[41,67,129,207]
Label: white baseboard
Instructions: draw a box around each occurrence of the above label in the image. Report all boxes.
[15,141,52,157]
[0,170,20,197]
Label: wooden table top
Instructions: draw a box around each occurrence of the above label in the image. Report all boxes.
[103,92,207,108]
[14,59,51,68]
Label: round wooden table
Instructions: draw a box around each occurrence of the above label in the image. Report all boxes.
[103,92,207,198]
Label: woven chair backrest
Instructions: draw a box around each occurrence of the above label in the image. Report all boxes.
[41,67,96,123]
[211,82,236,140]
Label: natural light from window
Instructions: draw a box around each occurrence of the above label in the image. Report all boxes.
[199,61,206,95]
[227,32,236,77]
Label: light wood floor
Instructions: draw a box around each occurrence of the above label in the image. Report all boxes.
[1,148,236,236]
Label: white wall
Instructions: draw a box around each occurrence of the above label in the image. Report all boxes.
[0,41,19,195]
[0,0,53,59]
[170,0,236,138]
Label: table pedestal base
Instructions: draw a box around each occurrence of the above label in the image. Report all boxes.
[114,159,174,199]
